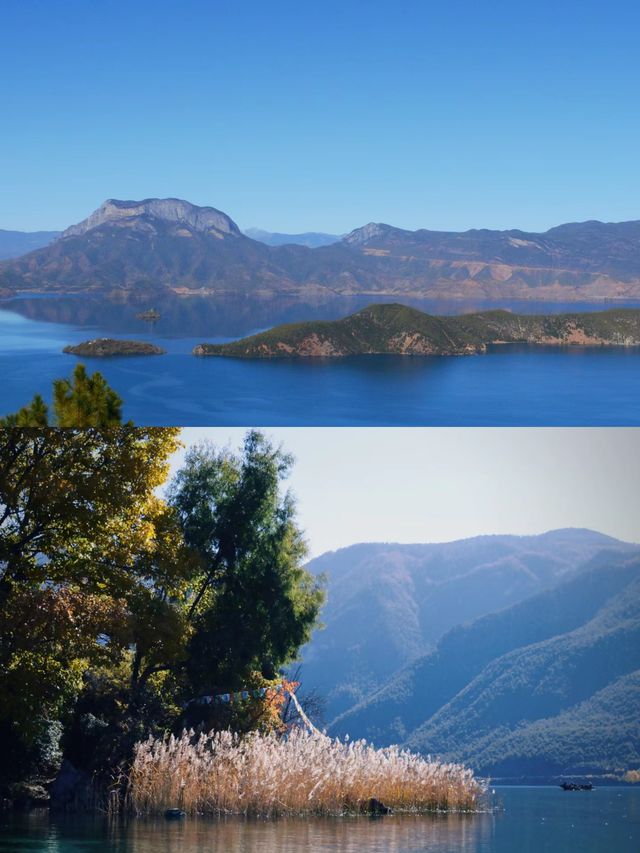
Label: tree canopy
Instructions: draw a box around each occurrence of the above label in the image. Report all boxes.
[0,428,182,785]
[169,431,325,696]
[0,428,325,796]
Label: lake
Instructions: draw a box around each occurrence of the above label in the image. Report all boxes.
[2,297,640,425]
[0,788,638,852]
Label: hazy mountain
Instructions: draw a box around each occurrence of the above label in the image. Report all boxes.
[299,530,634,723]
[343,218,640,277]
[244,228,341,248]
[3,198,640,301]
[330,548,640,779]
[0,229,60,260]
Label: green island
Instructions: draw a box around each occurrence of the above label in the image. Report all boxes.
[193,303,640,358]
[63,338,166,357]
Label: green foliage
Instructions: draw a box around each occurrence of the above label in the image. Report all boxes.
[2,394,50,427]
[0,364,123,427]
[0,428,324,792]
[53,364,123,426]
[0,428,182,786]
[198,303,640,358]
[169,430,325,696]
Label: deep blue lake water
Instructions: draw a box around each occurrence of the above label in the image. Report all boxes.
[0,788,638,852]
[2,299,640,425]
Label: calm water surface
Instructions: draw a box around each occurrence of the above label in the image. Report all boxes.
[0,788,638,852]
[2,299,640,425]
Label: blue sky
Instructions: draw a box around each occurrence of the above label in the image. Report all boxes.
[2,0,639,233]
[169,428,640,557]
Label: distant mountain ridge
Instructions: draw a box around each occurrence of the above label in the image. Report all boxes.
[0,229,60,260]
[244,228,341,248]
[343,218,640,277]
[299,529,635,722]
[2,197,640,300]
[298,530,640,780]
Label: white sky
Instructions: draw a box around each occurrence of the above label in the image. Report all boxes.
[167,428,640,559]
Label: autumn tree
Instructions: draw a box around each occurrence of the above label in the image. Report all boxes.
[0,428,182,786]
[0,428,325,793]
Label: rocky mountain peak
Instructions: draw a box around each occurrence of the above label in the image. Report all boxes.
[342,222,393,246]
[60,198,242,239]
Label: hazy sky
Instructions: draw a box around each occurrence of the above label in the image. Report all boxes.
[2,0,639,233]
[168,428,640,557]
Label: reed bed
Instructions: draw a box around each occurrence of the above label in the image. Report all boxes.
[128,728,486,816]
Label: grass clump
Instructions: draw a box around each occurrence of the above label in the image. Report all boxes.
[128,727,486,817]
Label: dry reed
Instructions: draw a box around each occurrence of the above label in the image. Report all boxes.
[128,727,486,816]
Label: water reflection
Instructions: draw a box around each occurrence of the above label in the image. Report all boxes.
[4,811,495,853]
[2,789,639,853]
[4,293,640,338]
[2,298,640,426]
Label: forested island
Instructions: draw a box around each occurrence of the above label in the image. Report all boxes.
[194,303,640,358]
[64,338,166,357]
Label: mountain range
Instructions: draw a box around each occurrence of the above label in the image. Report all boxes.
[300,530,640,781]
[2,198,640,301]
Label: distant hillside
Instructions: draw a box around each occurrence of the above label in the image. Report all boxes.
[299,530,634,724]
[0,229,60,260]
[244,228,341,247]
[330,550,640,780]
[343,218,640,281]
[3,198,640,300]
[195,303,640,357]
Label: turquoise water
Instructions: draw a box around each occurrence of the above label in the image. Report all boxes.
[2,303,640,425]
[0,788,638,852]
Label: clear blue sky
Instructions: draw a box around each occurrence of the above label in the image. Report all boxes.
[2,0,640,233]
[169,428,640,557]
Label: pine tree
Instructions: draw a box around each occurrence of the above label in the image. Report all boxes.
[0,364,123,427]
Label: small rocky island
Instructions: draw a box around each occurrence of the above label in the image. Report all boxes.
[136,309,161,322]
[194,303,640,358]
[64,338,166,357]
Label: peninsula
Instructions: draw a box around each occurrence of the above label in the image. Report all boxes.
[64,338,166,357]
[193,303,640,358]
